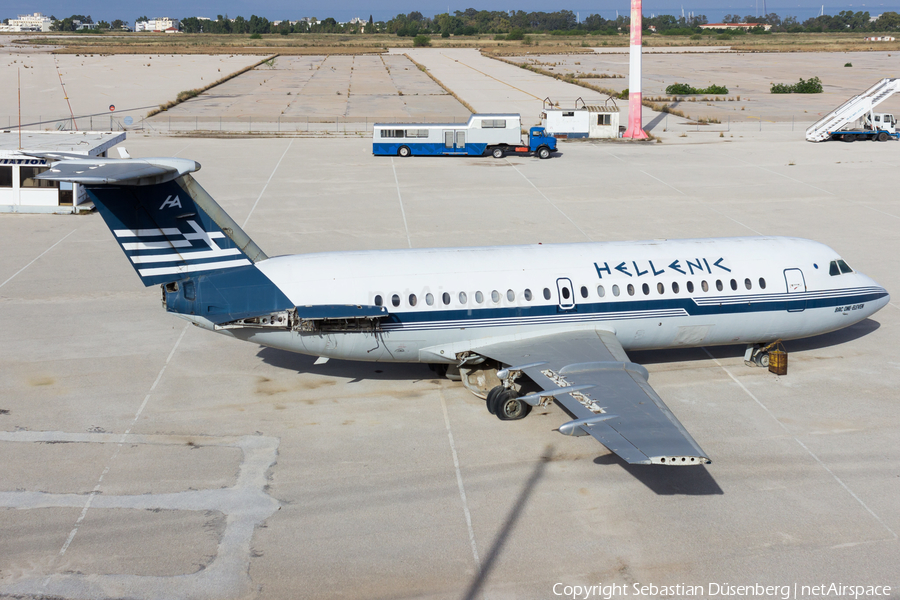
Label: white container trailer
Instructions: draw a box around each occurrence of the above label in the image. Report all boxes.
[541,101,621,139]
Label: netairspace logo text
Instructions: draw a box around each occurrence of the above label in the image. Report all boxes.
[551,582,892,600]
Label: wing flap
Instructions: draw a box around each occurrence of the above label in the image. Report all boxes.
[472,329,711,466]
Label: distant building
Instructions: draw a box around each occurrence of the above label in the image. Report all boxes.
[135,17,181,32]
[0,131,126,214]
[865,36,896,41]
[699,22,772,31]
[0,12,52,32]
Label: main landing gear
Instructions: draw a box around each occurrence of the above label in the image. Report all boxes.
[486,386,532,420]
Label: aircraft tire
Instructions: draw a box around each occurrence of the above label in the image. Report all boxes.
[486,385,504,414]
[398,145,411,157]
[755,352,769,368]
[496,389,531,421]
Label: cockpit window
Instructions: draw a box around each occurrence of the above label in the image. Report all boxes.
[830,259,853,275]
[837,259,853,274]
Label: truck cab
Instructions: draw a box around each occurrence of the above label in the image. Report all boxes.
[528,127,557,152]
[872,113,897,133]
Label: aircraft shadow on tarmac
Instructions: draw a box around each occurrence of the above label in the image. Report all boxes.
[593,454,723,496]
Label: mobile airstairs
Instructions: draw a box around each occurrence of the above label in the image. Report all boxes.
[805,78,900,142]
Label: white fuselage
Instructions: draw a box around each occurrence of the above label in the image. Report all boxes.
[208,237,889,364]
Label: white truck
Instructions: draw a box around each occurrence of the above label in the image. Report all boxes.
[828,112,899,142]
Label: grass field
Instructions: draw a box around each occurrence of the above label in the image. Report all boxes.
[6,31,900,55]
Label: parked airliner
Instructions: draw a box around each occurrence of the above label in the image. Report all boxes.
[33,154,889,467]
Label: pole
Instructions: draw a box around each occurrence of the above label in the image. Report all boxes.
[623,0,648,139]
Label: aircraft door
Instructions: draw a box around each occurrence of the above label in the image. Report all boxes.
[556,277,575,310]
[784,268,806,312]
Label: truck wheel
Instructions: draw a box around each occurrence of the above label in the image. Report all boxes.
[878,132,889,142]
[843,134,856,142]
[537,146,551,159]
[491,147,504,159]
[398,146,411,157]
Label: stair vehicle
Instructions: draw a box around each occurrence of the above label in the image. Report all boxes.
[373,114,557,159]
[806,78,900,142]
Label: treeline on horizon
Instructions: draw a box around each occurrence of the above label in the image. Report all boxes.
[36,8,900,35]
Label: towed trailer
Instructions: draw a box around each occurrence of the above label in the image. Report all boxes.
[373,113,557,159]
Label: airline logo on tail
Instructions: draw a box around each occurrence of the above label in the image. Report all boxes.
[113,220,251,279]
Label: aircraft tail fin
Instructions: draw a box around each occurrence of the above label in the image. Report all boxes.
[35,156,293,324]
[35,156,266,287]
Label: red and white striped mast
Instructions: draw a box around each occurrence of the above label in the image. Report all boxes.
[623,0,649,139]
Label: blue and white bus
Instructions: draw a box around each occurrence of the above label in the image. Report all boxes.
[373,113,554,157]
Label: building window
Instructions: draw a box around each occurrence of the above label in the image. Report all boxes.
[562,112,574,117]
[0,166,12,188]
[597,114,611,126]
[20,166,57,188]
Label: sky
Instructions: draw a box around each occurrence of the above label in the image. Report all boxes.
[3,1,899,23]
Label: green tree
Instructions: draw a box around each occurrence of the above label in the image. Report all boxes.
[875,11,900,29]
[413,33,431,46]
[111,19,124,29]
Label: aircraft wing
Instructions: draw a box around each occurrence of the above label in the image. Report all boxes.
[471,329,711,466]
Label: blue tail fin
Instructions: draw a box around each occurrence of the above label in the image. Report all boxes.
[36,156,293,324]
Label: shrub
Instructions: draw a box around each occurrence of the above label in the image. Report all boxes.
[665,82,729,95]
[844,62,852,67]
[413,34,431,47]
[249,33,262,40]
[506,28,525,41]
[690,34,702,40]
[770,77,823,94]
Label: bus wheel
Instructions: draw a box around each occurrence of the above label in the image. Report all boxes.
[492,147,504,159]
[398,146,411,157]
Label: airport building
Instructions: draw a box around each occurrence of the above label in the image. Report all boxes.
[0,12,53,32]
[0,131,125,214]
[135,17,181,32]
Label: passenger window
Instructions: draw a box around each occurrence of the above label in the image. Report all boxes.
[701,281,709,292]
[442,292,451,305]
[475,291,484,303]
[627,284,635,296]
[716,280,724,292]
[392,294,400,307]
[597,285,605,298]
[612,285,620,297]
[829,261,840,276]
[657,282,665,294]
[686,281,694,293]
[524,289,532,301]
[672,282,680,294]
[642,283,650,295]
[730,279,737,291]
[492,290,501,303]
[561,287,570,300]
[459,292,467,304]
[744,278,752,290]
[374,295,383,306]
[580,286,588,299]
[426,293,434,306]
[507,289,515,301]
[758,278,766,290]
[543,288,551,300]
[837,259,853,274]
[409,294,417,307]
